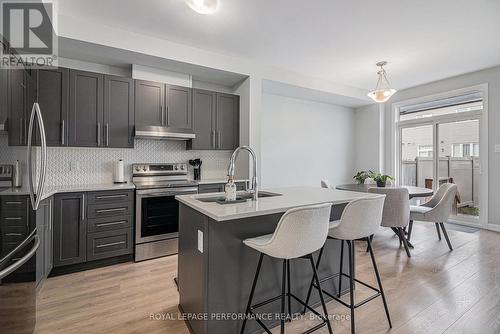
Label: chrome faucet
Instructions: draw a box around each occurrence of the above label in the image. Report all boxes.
[227,146,258,200]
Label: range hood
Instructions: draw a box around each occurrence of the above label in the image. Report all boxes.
[135,125,196,141]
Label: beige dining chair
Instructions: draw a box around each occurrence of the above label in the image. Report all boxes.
[409,183,458,251]
[368,187,412,257]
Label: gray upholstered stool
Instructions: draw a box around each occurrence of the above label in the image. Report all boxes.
[304,196,391,334]
[240,203,334,334]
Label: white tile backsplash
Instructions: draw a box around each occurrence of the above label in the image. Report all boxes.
[40,139,232,186]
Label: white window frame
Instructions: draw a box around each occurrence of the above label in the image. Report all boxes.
[391,84,489,228]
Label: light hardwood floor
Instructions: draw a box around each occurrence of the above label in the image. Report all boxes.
[35,223,500,334]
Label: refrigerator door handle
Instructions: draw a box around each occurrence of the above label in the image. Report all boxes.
[27,102,47,211]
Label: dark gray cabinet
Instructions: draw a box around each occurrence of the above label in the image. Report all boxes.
[37,68,69,146]
[53,192,87,267]
[135,80,165,127]
[68,70,103,147]
[188,90,239,150]
[104,75,134,148]
[166,84,192,130]
[36,197,53,287]
[0,68,8,126]
[189,89,216,150]
[7,69,28,146]
[216,93,239,150]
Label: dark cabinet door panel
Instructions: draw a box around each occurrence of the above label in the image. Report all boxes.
[104,75,134,148]
[0,68,8,126]
[216,93,239,150]
[53,193,87,267]
[189,89,216,150]
[135,80,164,127]
[68,70,103,147]
[167,84,192,130]
[8,69,27,146]
[37,68,69,146]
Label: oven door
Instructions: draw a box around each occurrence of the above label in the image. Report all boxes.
[135,187,198,244]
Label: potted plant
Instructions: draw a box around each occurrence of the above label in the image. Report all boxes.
[369,172,394,187]
[353,171,370,185]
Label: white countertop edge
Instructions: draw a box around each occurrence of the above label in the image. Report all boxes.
[176,187,383,222]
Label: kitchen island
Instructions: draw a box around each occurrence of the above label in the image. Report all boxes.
[175,187,379,334]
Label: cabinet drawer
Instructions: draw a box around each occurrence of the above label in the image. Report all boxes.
[87,229,133,261]
[0,215,28,227]
[1,224,28,236]
[87,201,133,219]
[87,190,134,205]
[88,215,133,233]
[1,196,29,216]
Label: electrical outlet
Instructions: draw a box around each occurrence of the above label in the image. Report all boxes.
[495,144,500,153]
[69,161,79,171]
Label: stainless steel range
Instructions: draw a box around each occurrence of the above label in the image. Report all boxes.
[133,163,198,262]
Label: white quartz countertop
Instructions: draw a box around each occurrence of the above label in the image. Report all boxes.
[0,183,135,200]
[175,186,383,222]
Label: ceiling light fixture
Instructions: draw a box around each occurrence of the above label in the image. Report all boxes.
[367,61,397,103]
[185,0,219,14]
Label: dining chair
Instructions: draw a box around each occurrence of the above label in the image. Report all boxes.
[368,187,411,257]
[408,183,458,250]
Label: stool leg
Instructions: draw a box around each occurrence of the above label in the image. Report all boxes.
[287,259,292,322]
[240,253,264,334]
[439,223,453,251]
[280,259,286,334]
[308,254,333,334]
[303,246,325,313]
[397,227,411,257]
[435,223,442,240]
[347,240,356,334]
[338,240,344,297]
[367,238,392,328]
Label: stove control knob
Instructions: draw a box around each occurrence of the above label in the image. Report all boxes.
[175,165,179,170]
[135,166,140,172]
[180,165,185,170]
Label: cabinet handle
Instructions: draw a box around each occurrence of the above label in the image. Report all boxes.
[61,120,65,145]
[218,131,221,149]
[105,123,109,147]
[5,201,23,205]
[4,217,22,220]
[96,220,126,227]
[19,118,23,143]
[96,194,126,200]
[5,233,23,237]
[166,106,169,126]
[97,123,101,146]
[81,195,85,221]
[96,207,126,214]
[96,241,125,249]
[211,130,216,148]
[161,105,164,126]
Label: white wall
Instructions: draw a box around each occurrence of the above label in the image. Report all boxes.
[353,104,381,172]
[261,94,355,188]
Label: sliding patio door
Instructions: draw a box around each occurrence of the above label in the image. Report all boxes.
[395,90,486,226]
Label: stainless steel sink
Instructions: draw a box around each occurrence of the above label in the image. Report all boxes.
[196,191,282,204]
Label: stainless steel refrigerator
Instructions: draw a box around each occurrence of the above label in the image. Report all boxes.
[0,63,48,334]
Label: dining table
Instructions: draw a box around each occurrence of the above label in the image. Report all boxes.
[335,183,434,249]
[335,184,434,199]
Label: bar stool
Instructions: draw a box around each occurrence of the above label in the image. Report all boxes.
[304,196,391,334]
[240,203,334,334]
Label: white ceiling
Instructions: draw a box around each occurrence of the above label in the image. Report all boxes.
[58,0,500,91]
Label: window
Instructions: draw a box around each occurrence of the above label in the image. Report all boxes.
[451,143,479,158]
[418,145,433,157]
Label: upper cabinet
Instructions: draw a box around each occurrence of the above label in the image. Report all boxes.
[37,67,69,146]
[68,70,104,147]
[7,69,28,146]
[104,75,134,148]
[166,84,192,130]
[135,80,165,127]
[0,69,8,126]
[188,89,239,150]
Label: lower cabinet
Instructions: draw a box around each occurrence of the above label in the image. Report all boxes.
[36,197,53,287]
[53,190,134,270]
[53,193,87,267]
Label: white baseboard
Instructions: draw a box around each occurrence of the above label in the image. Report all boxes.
[486,224,500,233]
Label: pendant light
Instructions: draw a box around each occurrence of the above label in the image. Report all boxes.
[367,61,397,103]
[185,0,219,14]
